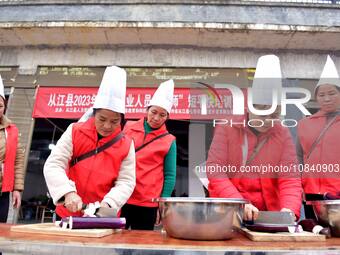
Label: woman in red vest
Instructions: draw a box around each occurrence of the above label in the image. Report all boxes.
[0,75,25,223]
[207,55,302,221]
[44,66,136,218]
[297,55,340,217]
[121,79,176,230]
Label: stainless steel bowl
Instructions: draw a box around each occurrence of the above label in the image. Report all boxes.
[156,197,247,240]
[309,200,340,237]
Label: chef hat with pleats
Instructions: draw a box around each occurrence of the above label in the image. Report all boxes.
[251,55,282,106]
[148,79,174,113]
[315,55,340,95]
[93,66,127,113]
[78,66,126,122]
[0,74,5,100]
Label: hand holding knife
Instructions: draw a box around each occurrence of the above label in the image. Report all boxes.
[63,192,117,217]
[64,191,83,212]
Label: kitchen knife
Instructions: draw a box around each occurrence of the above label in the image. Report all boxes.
[243,211,299,233]
[82,202,117,217]
[95,207,117,218]
[245,211,295,225]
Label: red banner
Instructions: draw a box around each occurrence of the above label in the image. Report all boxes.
[32,86,238,119]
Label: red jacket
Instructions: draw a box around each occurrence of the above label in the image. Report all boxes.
[1,124,18,192]
[124,118,175,207]
[297,111,340,194]
[56,117,132,217]
[207,124,302,217]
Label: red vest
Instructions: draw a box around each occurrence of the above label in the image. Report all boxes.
[297,111,340,194]
[2,124,18,192]
[124,118,175,207]
[56,117,132,217]
[207,124,302,217]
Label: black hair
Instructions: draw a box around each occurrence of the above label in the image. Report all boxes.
[120,113,126,129]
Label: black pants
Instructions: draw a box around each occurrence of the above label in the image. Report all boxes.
[303,202,317,220]
[120,204,158,230]
[0,192,10,223]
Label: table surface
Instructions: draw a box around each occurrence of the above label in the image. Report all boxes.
[1,223,340,255]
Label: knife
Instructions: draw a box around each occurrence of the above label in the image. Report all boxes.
[73,201,117,218]
[244,211,295,225]
[64,201,116,217]
[81,202,117,217]
[243,211,299,233]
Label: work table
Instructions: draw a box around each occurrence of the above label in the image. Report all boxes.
[1,223,340,255]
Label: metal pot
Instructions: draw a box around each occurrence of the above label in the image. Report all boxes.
[308,200,340,237]
[156,197,247,240]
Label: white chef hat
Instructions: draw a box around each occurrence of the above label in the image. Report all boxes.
[0,74,5,100]
[93,66,127,114]
[315,55,340,95]
[251,55,282,106]
[78,66,126,122]
[148,79,174,113]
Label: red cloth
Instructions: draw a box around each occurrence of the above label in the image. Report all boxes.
[56,117,132,217]
[1,124,18,192]
[124,118,175,207]
[207,124,302,217]
[298,111,340,195]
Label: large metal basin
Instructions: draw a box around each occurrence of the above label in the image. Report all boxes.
[156,197,247,240]
[309,200,340,237]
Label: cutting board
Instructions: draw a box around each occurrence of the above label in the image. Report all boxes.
[11,223,117,238]
[239,227,326,242]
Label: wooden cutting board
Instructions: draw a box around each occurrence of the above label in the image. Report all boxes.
[239,228,326,242]
[11,223,117,238]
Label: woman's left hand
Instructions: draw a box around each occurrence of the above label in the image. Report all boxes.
[100,201,111,208]
[12,190,21,209]
[281,208,296,221]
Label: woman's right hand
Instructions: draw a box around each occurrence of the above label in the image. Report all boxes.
[243,203,259,221]
[64,192,83,212]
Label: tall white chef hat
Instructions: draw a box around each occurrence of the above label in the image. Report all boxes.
[315,55,340,95]
[78,66,127,122]
[251,54,282,106]
[93,66,127,113]
[148,79,174,113]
